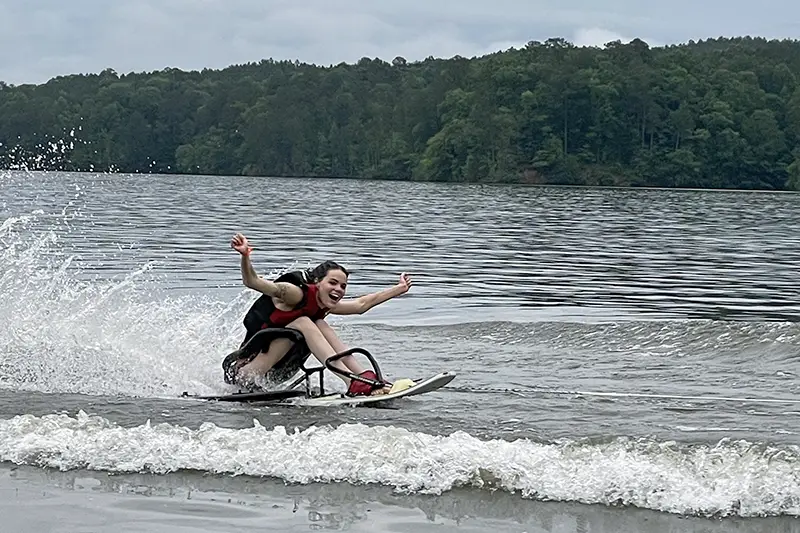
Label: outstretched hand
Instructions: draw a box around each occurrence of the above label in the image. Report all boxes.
[397,272,412,294]
[231,233,253,256]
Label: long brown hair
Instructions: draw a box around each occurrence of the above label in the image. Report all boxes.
[305,260,350,282]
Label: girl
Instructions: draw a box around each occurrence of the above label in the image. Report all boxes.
[226,233,412,396]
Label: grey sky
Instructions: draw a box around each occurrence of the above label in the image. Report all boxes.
[1,0,798,85]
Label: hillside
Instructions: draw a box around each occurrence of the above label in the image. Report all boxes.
[2,36,800,189]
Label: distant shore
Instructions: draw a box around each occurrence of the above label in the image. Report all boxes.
[1,36,799,191]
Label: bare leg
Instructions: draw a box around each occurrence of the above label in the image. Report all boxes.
[237,337,293,387]
[308,318,390,395]
[236,318,388,395]
[314,319,367,375]
[283,317,351,378]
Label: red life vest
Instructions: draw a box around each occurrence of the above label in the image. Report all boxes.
[265,283,328,327]
[242,271,329,332]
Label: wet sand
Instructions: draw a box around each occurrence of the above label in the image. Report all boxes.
[1,465,795,533]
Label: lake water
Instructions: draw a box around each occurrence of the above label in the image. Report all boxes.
[0,171,799,532]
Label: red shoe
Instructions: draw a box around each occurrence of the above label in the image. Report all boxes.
[346,370,385,396]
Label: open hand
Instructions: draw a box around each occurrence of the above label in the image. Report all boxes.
[230,233,253,256]
[397,272,412,294]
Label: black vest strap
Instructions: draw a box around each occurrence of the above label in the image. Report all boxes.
[243,270,311,330]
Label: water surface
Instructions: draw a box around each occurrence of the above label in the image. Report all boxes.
[1,171,799,528]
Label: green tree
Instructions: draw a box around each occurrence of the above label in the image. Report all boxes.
[1,35,799,189]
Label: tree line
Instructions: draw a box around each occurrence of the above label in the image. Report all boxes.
[2,36,800,190]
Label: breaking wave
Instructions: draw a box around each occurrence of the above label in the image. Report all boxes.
[0,412,798,519]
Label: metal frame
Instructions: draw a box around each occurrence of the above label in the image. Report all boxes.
[281,347,384,397]
[232,327,384,398]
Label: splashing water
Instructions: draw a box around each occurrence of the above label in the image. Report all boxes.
[0,189,256,398]
[0,127,121,174]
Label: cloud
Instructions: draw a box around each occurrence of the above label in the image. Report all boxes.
[572,27,662,48]
[0,0,798,84]
[573,28,631,47]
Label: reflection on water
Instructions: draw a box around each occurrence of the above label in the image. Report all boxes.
[3,465,794,533]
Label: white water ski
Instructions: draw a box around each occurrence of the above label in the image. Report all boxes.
[287,372,456,407]
[182,372,456,407]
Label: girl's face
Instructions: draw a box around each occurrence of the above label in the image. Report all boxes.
[316,269,348,308]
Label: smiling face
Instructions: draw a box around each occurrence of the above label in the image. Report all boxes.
[316,268,348,308]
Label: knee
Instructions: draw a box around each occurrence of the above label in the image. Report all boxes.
[287,316,316,332]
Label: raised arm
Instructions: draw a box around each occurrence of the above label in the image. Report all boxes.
[230,233,303,306]
[330,273,412,315]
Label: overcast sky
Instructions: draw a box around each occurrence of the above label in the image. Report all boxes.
[1,0,798,85]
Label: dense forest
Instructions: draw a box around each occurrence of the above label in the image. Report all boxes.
[2,36,800,190]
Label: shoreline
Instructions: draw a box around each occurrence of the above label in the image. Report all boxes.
[2,169,799,195]
[1,464,795,533]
